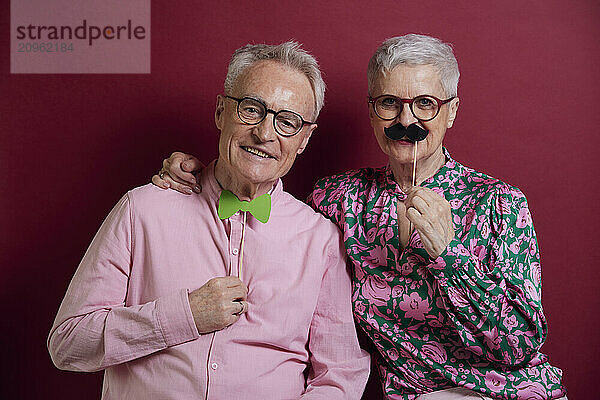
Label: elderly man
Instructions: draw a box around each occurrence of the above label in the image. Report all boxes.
[156,35,567,399]
[48,41,370,399]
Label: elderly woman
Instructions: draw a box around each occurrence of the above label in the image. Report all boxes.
[155,35,566,400]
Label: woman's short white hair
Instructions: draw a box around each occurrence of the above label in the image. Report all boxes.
[367,34,460,97]
[224,41,325,120]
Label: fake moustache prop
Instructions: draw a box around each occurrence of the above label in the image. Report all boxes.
[384,122,429,142]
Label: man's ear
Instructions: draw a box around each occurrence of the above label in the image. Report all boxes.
[446,97,459,128]
[296,124,317,155]
[215,95,225,130]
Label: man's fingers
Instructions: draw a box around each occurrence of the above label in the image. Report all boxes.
[231,300,248,315]
[212,276,248,299]
[219,275,245,287]
[223,282,248,302]
[230,283,249,300]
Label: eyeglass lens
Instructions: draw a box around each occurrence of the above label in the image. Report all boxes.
[238,98,303,136]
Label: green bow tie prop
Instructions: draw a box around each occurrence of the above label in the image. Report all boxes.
[218,190,271,223]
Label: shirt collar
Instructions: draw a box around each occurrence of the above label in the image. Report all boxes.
[203,160,284,208]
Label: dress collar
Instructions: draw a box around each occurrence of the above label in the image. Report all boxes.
[382,147,459,199]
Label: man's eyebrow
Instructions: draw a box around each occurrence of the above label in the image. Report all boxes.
[244,95,287,111]
[242,93,264,103]
[244,94,277,109]
[240,93,311,118]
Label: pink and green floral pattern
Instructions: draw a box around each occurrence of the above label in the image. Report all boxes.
[307,149,566,399]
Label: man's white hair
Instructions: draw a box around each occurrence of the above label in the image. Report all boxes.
[224,41,325,120]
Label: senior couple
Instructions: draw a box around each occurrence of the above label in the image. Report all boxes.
[49,35,566,399]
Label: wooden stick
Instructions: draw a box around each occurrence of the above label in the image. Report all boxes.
[238,211,247,281]
[412,141,418,187]
[409,141,418,235]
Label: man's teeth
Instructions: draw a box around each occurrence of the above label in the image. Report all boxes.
[242,146,271,158]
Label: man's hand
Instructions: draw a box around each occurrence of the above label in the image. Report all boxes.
[405,187,454,259]
[188,276,248,334]
[151,151,205,194]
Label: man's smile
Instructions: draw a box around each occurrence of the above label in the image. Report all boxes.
[241,145,275,159]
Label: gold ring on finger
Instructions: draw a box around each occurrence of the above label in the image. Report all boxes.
[234,301,244,315]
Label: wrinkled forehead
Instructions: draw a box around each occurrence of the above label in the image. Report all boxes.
[233,60,315,117]
[373,64,445,97]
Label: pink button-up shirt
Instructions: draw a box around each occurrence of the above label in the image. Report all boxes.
[48,161,370,400]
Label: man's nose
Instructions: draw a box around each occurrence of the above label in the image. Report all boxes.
[253,113,277,142]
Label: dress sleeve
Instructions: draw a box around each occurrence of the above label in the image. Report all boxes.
[307,175,345,227]
[301,235,371,399]
[417,185,547,367]
[47,193,199,372]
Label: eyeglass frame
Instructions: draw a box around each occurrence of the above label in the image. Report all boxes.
[225,95,316,137]
[368,94,456,122]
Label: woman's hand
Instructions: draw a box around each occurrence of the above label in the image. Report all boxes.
[152,151,205,194]
[405,187,454,259]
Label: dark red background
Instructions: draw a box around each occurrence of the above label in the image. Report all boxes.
[1,1,598,398]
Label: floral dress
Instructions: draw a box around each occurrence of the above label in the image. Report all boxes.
[307,149,566,400]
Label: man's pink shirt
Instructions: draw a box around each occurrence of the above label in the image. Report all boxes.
[48,161,370,399]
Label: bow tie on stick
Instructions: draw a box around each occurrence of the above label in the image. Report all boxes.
[217,190,271,282]
[218,190,271,223]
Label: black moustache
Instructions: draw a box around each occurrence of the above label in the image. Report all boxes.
[384,122,429,142]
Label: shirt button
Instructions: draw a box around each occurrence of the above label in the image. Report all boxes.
[211,362,218,370]
[232,248,239,255]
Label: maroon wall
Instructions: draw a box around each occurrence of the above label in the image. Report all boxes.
[1,1,598,398]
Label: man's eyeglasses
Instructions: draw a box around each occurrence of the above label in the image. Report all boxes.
[368,94,455,122]
[225,96,316,137]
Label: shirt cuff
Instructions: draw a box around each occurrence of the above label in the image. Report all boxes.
[155,288,199,347]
